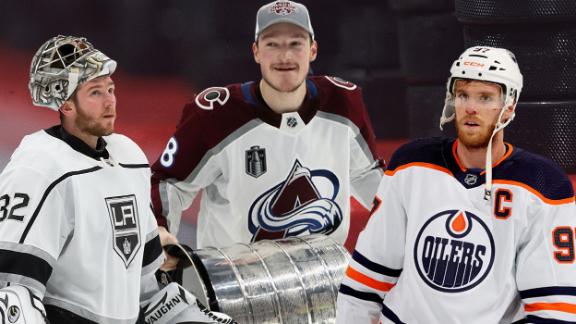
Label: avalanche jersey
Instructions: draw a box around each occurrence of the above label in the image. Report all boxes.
[0,126,164,324]
[151,76,382,248]
[337,137,576,323]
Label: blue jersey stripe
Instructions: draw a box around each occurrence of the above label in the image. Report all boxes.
[381,304,406,324]
[338,284,383,304]
[520,286,576,299]
[353,250,402,277]
[526,315,576,323]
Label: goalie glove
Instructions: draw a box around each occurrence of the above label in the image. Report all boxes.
[0,285,47,324]
[143,282,235,324]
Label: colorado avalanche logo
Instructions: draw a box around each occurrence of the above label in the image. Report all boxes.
[413,210,495,292]
[248,160,342,242]
[270,1,297,15]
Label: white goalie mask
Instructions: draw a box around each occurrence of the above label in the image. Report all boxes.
[28,35,117,111]
[440,46,523,130]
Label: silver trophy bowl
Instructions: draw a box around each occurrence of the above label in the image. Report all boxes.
[182,235,350,324]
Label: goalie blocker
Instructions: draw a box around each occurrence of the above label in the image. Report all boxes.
[142,283,235,324]
[0,283,235,324]
[0,285,47,324]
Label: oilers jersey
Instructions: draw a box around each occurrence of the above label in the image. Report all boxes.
[0,126,164,324]
[151,76,383,248]
[337,137,576,323]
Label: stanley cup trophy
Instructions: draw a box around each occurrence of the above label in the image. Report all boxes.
[182,235,350,323]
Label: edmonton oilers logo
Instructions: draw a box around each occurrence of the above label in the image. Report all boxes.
[413,210,495,292]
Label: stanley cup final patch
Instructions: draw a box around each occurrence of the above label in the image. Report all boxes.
[246,145,267,178]
[105,194,141,268]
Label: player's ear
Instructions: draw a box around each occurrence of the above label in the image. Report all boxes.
[503,102,516,121]
[252,42,261,64]
[309,40,318,62]
[60,100,74,116]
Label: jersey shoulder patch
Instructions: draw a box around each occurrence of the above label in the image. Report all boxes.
[310,75,359,94]
[194,86,231,110]
[322,75,358,90]
[177,84,246,125]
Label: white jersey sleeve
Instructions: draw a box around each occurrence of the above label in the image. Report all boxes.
[0,164,71,295]
[336,172,404,323]
[516,196,576,322]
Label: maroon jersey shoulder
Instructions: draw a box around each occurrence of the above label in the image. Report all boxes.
[309,75,380,162]
[176,83,255,128]
[178,83,260,147]
[309,75,367,128]
[152,83,258,179]
[151,83,261,225]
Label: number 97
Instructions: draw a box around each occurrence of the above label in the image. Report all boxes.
[553,227,576,263]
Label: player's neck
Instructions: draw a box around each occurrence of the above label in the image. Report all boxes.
[62,123,99,149]
[456,134,506,170]
[259,79,307,114]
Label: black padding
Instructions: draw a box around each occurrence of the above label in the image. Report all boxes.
[338,7,399,69]
[463,24,576,100]
[507,101,576,173]
[398,13,464,83]
[406,85,456,139]
[389,0,454,13]
[455,0,576,23]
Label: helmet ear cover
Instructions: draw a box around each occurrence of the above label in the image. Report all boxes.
[28,35,117,111]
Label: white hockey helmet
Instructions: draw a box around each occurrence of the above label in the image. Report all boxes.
[28,35,117,111]
[439,46,523,129]
[440,46,524,201]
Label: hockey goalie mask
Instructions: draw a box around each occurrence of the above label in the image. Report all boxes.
[28,35,117,111]
[440,46,523,130]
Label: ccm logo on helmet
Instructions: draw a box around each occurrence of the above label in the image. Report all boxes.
[463,61,485,68]
[413,209,495,293]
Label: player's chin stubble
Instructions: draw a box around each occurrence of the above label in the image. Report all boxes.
[262,73,305,94]
[455,122,496,149]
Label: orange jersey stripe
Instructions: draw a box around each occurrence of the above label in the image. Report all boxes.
[525,302,576,315]
[346,266,395,292]
[385,162,453,177]
[451,141,514,175]
[493,179,576,205]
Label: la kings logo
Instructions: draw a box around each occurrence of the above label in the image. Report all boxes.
[413,209,495,292]
[106,195,141,268]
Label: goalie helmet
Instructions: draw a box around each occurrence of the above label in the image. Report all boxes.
[440,46,523,129]
[28,35,117,111]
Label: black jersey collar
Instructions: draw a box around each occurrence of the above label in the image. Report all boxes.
[241,79,319,128]
[45,125,110,160]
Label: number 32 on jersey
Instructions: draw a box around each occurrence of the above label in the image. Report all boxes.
[0,193,29,222]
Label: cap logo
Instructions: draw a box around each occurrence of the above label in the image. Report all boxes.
[270,1,297,16]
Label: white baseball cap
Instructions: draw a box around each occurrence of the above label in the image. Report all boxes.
[255,1,315,41]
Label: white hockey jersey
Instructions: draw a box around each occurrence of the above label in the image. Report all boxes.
[337,137,576,323]
[0,126,164,324]
[151,76,383,248]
